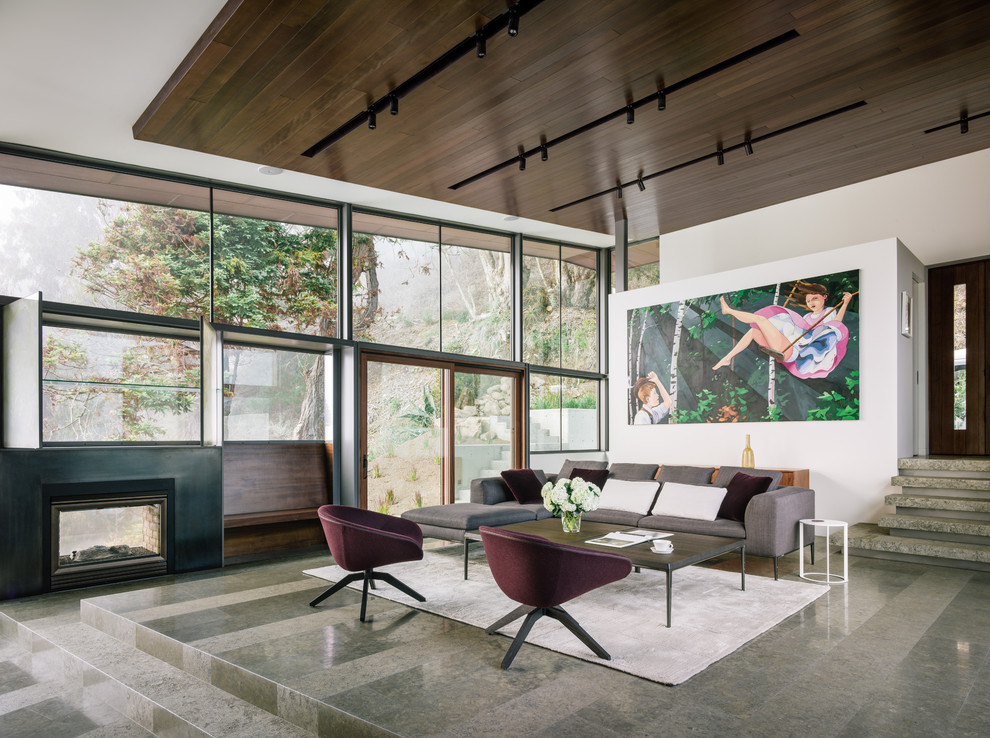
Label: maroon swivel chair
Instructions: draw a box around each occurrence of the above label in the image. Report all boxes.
[479,526,632,670]
[310,505,426,622]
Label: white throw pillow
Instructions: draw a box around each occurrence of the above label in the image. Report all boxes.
[651,482,727,520]
[598,479,661,515]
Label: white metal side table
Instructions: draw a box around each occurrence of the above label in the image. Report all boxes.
[798,518,848,584]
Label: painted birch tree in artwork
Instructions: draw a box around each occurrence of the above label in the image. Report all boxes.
[626,307,650,421]
[635,309,649,379]
[668,300,686,420]
[767,282,780,416]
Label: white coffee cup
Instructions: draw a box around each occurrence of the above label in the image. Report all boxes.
[652,541,673,553]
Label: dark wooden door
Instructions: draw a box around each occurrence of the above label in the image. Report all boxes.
[929,258,989,455]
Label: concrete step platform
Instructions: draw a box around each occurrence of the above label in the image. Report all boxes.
[890,475,990,492]
[0,614,320,737]
[843,523,990,572]
[877,514,990,541]
[897,457,990,473]
[885,493,990,513]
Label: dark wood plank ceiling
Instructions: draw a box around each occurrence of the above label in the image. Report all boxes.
[135,0,990,243]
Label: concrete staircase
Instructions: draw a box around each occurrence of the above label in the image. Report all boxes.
[478,442,512,478]
[0,613,318,737]
[528,413,560,452]
[845,456,990,572]
[0,577,396,737]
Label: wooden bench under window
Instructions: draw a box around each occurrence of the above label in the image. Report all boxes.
[222,443,332,559]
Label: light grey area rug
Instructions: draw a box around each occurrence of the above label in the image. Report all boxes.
[304,549,827,684]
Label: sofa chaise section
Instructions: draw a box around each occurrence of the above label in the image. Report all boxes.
[401,474,556,542]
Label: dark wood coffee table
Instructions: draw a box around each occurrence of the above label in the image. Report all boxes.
[470,518,745,627]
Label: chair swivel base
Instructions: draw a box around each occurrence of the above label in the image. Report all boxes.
[310,568,425,622]
[486,604,610,670]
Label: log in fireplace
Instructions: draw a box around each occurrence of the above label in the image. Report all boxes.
[44,479,175,591]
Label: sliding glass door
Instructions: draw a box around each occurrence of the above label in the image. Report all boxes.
[452,369,519,501]
[360,353,522,513]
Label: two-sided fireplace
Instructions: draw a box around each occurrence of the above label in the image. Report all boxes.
[44,479,175,591]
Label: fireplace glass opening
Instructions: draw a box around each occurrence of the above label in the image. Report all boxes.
[51,494,168,589]
[58,499,162,566]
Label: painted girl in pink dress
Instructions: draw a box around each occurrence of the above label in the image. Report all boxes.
[713,283,854,379]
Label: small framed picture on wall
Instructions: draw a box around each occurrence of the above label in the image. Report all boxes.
[900,290,912,337]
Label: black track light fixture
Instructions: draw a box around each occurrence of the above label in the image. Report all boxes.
[310,19,794,161]
[626,105,635,124]
[550,100,868,213]
[368,108,376,130]
[923,108,988,135]
[389,95,399,115]
[449,29,805,191]
[507,9,519,36]
[540,144,548,161]
[518,155,526,171]
[476,32,486,58]
[636,178,646,192]
[744,138,754,155]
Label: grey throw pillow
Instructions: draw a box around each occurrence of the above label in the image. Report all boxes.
[608,462,659,481]
[657,465,716,486]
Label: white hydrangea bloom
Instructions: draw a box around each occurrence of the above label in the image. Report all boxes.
[541,476,602,515]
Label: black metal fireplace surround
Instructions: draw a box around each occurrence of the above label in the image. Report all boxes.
[0,446,222,599]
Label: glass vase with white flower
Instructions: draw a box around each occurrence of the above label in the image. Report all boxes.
[541,476,602,533]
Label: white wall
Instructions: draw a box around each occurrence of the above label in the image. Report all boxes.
[658,150,989,281]
[897,242,927,456]
[609,238,922,525]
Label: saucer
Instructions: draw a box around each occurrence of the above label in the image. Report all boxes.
[651,545,673,554]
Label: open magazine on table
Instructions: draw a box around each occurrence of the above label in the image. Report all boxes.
[584,529,673,548]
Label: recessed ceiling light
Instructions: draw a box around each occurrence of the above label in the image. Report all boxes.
[258,166,283,175]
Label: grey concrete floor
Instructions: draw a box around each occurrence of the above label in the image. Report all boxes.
[1,540,988,737]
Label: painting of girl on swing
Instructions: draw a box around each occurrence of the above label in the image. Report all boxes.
[625,269,859,425]
[714,282,855,379]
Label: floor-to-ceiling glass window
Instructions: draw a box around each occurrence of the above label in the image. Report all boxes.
[212,192,339,337]
[522,239,562,367]
[351,213,440,350]
[523,239,602,455]
[440,227,512,360]
[627,237,660,290]
[528,371,599,452]
[610,238,660,293]
[43,325,201,444]
[0,154,210,317]
[1,149,606,534]
[453,367,518,500]
[560,245,598,373]
[222,344,328,441]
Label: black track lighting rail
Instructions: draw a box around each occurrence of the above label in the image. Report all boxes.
[924,109,989,135]
[549,100,868,213]
[448,29,800,190]
[301,0,545,158]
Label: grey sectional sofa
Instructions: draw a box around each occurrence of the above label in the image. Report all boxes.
[401,460,815,579]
